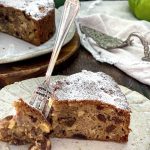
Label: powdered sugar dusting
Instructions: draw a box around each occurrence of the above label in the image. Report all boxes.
[53,70,129,110]
[0,0,54,20]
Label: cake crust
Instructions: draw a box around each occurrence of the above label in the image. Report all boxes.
[51,70,130,110]
[0,0,54,20]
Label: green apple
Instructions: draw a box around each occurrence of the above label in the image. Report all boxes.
[54,0,65,8]
[128,0,150,21]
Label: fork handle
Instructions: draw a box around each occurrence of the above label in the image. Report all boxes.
[46,0,80,84]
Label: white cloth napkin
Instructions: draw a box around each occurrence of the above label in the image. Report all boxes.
[76,1,150,86]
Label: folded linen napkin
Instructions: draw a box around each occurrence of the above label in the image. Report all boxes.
[76,1,150,86]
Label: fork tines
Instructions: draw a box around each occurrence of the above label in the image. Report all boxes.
[29,83,51,118]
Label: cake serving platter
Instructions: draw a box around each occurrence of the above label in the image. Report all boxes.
[0,76,149,150]
[0,7,75,64]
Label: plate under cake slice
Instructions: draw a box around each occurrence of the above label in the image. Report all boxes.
[0,99,51,150]
[50,70,131,142]
[0,0,55,45]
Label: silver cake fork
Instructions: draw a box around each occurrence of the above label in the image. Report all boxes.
[29,0,80,118]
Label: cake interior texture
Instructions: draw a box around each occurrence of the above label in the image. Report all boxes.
[0,0,55,45]
[50,70,131,142]
[0,99,51,148]
[52,100,130,142]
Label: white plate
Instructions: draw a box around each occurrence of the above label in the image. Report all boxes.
[0,8,75,64]
[0,76,149,150]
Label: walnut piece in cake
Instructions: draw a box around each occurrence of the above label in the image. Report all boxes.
[50,70,131,142]
[29,139,51,150]
[0,0,55,45]
[0,99,51,150]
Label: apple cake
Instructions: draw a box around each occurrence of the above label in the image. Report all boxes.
[0,70,131,149]
[50,70,131,142]
[0,99,51,149]
[0,0,55,45]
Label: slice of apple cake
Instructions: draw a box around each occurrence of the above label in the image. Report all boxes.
[50,70,131,142]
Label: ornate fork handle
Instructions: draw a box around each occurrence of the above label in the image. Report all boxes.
[125,32,150,61]
[46,0,80,84]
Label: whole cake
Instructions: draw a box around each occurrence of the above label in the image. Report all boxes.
[50,70,131,142]
[0,0,55,45]
[0,99,51,149]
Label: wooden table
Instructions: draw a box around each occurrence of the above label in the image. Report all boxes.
[54,46,150,100]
